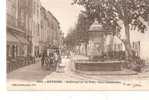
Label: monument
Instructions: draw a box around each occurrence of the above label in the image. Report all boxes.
[87,19,107,59]
[74,19,126,72]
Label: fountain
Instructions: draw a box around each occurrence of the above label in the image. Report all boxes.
[74,19,127,72]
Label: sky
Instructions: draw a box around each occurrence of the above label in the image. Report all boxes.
[41,0,84,36]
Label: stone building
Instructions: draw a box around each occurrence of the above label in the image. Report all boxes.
[31,0,41,57]
[105,20,149,63]
[124,22,149,63]
[39,6,48,52]
[6,0,30,72]
[7,0,18,59]
[39,6,62,54]
[47,11,61,47]
[7,0,63,72]
[7,0,28,59]
[25,0,34,56]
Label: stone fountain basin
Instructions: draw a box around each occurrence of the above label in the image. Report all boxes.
[74,60,127,71]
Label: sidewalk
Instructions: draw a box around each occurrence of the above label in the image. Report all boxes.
[7,61,52,82]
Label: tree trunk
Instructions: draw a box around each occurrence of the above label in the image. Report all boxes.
[124,23,133,60]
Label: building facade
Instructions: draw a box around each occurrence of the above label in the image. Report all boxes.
[7,0,28,59]
[105,20,149,63]
[39,6,48,52]
[31,0,41,57]
[6,0,30,72]
[25,0,34,56]
[7,0,63,72]
[47,11,61,47]
[39,6,62,54]
[7,0,18,59]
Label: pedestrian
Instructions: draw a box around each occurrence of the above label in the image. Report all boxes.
[58,56,65,73]
[41,50,46,67]
[49,52,53,64]
[55,50,63,72]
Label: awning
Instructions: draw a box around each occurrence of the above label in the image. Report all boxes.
[7,32,29,45]
[7,32,20,43]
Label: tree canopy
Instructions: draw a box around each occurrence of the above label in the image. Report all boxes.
[72,0,149,58]
[64,12,93,49]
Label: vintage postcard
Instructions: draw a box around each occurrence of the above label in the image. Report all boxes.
[7,0,149,90]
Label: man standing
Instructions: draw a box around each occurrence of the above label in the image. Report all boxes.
[41,50,47,67]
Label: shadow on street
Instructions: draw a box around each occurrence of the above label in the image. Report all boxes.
[7,62,53,82]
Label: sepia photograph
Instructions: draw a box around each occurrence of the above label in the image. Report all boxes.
[6,0,149,90]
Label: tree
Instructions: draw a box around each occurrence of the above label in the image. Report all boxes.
[63,27,77,50]
[72,0,149,61]
[64,12,93,55]
[75,12,93,55]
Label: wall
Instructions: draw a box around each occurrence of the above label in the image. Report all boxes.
[112,20,149,63]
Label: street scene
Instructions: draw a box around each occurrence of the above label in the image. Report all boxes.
[7,0,149,90]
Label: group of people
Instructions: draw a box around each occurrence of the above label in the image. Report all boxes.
[40,48,62,72]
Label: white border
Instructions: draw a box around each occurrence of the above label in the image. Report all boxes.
[0,0,6,92]
[0,0,149,100]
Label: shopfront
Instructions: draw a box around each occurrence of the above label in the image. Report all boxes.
[7,27,29,72]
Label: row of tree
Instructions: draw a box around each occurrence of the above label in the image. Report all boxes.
[64,12,93,52]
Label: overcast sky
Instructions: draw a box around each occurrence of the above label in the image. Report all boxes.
[41,0,83,36]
